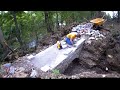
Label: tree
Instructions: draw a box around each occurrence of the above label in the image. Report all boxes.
[0,11,96,60]
[11,11,23,48]
[117,11,120,23]
[0,27,13,56]
[0,27,6,49]
[44,11,53,33]
[96,11,102,18]
[90,11,95,18]
[106,13,111,20]
[56,11,60,30]
[113,11,116,21]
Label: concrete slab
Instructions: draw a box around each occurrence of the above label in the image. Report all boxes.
[30,36,87,72]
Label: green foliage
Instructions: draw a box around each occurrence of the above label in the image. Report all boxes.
[52,69,60,75]
[0,11,112,60]
[60,11,92,24]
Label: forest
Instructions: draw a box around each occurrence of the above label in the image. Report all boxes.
[0,11,115,61]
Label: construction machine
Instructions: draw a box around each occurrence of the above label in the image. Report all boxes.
[90,17,110,33]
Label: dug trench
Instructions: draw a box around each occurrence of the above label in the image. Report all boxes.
[63,33,120,76]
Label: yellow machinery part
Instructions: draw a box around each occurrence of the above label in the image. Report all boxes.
[90,18,105,26]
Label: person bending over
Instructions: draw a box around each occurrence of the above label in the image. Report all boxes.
[65,32,80,47]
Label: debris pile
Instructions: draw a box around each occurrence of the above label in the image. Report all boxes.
[71,21,110,69]
[0,63,15,78]
[59,22,109,49]
[77,29,120,73]
[30,68,38,78]
[0,54,39,78]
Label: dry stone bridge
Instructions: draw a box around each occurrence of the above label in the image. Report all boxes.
[30,35,89,73]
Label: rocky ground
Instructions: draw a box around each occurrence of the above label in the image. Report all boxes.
[60,22,120,78]
[1,22,120,78]
[39,22,120,78]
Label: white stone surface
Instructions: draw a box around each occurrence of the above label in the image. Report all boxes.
[31,37,86,72]
[27,55,35,59]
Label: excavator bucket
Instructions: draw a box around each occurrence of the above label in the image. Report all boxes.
[90,18,105,26]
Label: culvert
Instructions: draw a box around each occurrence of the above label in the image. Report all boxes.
[61,58,97,76]
[63,58,82,76]
[62,58,113,76]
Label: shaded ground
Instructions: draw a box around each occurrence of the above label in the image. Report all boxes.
[63,59,109,76]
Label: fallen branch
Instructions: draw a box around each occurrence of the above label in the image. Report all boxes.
[1,48,18,61]
[3,40,14,53]
[83,17,89,22]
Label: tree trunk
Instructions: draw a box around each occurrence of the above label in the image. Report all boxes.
[72,12,75,22]
[96,11,101,18]
[44,11,53,33]
[0,28,4,41]
[56,12,59,30]
[0,27,6,49]
[0,27,13,55]
[12,11,23,48]
[112,11,116,21]
[34,23,38,50]
[91,11,95,18]
[117,11,120,23]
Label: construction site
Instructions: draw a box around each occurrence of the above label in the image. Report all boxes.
[0,11,120,78]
